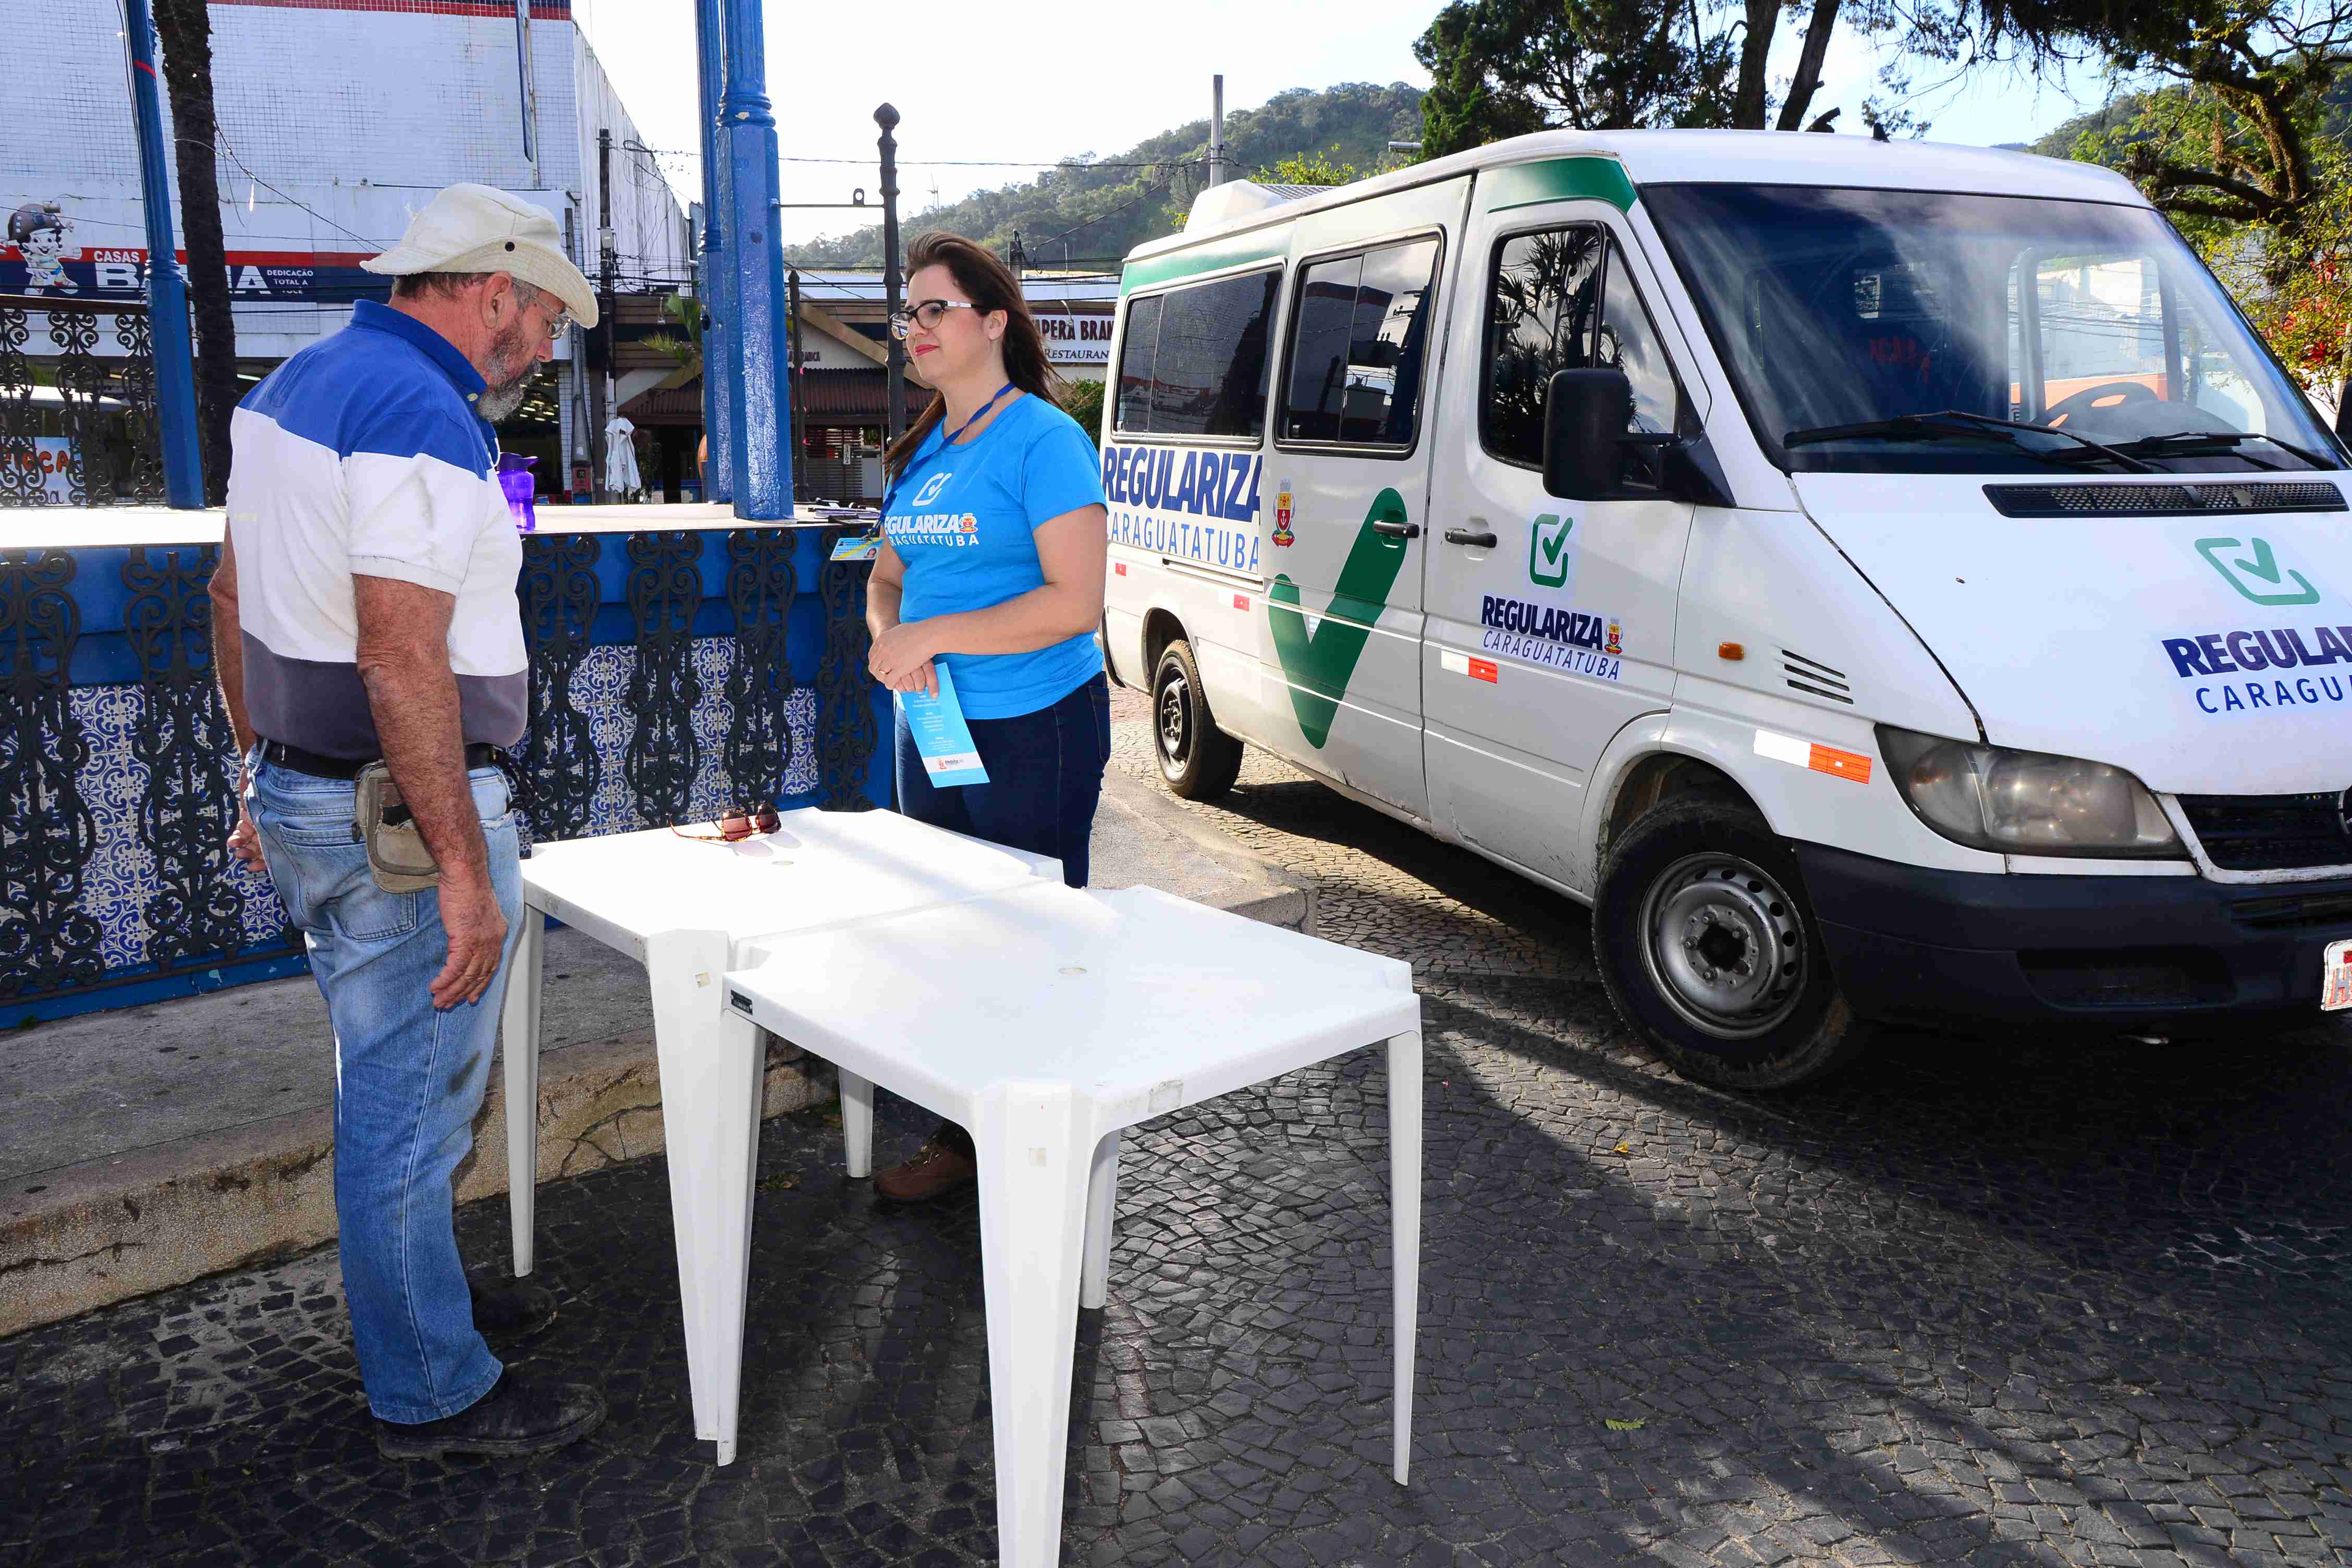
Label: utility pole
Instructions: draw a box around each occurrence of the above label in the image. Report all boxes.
[1208,75,1226,189]
[121,0,204,507]
[595,127,616,503]
[718,0,794,516]
[787,270,807,502]
[877,102,906,444]
[692,0,733,504]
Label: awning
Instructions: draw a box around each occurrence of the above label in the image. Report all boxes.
[619,370,909,427]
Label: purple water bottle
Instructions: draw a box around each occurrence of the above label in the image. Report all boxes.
[497,452,538,532]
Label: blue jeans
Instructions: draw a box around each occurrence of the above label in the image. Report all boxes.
[247,752,523,1423]
[893,671,1110,889]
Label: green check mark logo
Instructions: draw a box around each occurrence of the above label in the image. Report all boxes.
[2196,535,2320,606]
[1267,488,1411,748]
[1529,512,1573,586]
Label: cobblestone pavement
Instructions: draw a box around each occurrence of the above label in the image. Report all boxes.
[8,690,2352,1567]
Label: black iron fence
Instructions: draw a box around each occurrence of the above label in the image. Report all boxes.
[0,294,167,508]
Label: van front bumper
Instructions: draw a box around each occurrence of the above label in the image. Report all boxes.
[1796,842,2352,1029]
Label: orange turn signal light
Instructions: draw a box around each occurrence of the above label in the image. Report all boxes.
[1718,642,1744,661]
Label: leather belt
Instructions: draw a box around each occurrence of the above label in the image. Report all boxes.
[260,738,504,780]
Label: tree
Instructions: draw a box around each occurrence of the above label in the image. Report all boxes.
[1058,376,1106,447]
[152,0,238,504]
[2004,1,2352,428]
[1410,0,1937,155]
[641,291,703,389]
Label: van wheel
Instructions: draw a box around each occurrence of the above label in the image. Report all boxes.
[1592,795,1864,1091]
[1153,639,1242,800]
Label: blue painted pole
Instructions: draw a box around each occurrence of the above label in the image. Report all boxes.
[692,0,734,505]
[717,0,793,519]
[121,0,204,509]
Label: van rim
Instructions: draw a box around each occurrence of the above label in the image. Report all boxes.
[1638,852,1809,1039]
[1156,665,1193,767]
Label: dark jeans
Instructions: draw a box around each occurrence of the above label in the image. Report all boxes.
[893,670,1110,890]
[893,670,1110,1158]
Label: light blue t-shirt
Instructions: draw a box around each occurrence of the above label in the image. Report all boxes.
[883,393,1108,719]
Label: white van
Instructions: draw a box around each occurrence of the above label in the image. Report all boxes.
[1097,129,2352,1088]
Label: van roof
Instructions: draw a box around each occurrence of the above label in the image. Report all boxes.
[1128,129,2147,264]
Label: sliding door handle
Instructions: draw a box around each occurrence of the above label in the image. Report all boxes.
[1442,528,1498,547]
[1371,519,1420,539]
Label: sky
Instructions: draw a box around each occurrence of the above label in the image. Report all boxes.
[579,0,2121,255]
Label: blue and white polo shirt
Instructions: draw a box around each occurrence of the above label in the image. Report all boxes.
[226,299,525,759]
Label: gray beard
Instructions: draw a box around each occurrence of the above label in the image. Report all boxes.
[475,324,535,421]
[476,375,532,422]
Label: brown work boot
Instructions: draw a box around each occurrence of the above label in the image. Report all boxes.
[875,1140,976,1203]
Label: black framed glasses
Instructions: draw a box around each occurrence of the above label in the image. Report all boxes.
[888,299,978,339]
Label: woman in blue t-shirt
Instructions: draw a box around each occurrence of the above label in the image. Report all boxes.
[864,231,1111,1202]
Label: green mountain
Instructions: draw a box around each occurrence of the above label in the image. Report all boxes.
[789,82,1426,271]
[2028,77,2352,162]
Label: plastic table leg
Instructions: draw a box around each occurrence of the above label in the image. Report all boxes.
[839,1068,874,1180]
[973,1084,1094,1568]
[1387,1029,1422,1486]
[643,928,733,1449]
[1080,1127,1120,1310]
[501,905,546,1279]
[696,1007,771,1466]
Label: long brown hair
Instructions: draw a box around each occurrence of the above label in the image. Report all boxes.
[882,231,1067,485]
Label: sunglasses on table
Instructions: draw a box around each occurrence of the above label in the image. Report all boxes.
[670,805,781,844]
[887,299,978,339]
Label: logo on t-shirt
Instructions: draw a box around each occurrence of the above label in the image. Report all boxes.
[909,470,953,507]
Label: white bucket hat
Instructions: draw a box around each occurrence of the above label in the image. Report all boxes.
[362,183,598,327]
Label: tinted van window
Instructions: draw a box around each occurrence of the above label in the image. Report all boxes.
[1281,237,1441,447]
[1483,225,1686,473]
[1112,270,1281,438]
[1114,294,1161,432]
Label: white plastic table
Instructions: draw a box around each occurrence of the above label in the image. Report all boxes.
[715,880,1423,1566]
[497,811,1059,1454]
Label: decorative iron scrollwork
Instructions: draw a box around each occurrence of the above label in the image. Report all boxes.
[623,531,703,826]
[111,310,165,505]
[123,545,249,969]
[0,304,40,509]
[0,549,103,998]
[518,532,603,841]
[0,297,165,507]
[722,529,797,807]
[815,526,880,812]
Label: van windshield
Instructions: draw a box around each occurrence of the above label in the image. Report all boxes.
[1642,183,2344,475]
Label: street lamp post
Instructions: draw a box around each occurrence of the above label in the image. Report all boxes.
[877,103,906,444]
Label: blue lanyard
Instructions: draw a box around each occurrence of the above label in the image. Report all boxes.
[888,382,1016,510]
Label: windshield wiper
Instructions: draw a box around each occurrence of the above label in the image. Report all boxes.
[2104,430,2333,470]
[1784,410,2158,473]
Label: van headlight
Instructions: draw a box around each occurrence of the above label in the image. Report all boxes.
[1876,726,2183,858]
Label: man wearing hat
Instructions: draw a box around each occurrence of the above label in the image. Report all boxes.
[210,185,604,1460]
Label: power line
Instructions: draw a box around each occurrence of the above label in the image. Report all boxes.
[633,146,1205,172]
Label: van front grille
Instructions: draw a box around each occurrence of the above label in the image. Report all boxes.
[2178,791,2352,872]
[1983,481,2346,518]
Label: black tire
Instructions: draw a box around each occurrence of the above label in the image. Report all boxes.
[1591,794,1865,1090]
[1151,639,1243,801]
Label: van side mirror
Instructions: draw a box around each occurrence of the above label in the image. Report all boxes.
[1542,369,1633,501]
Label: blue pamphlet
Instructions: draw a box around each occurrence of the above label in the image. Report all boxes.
[897,664,989,788]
